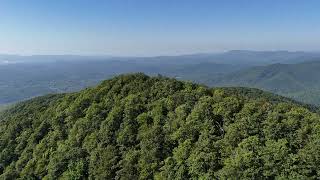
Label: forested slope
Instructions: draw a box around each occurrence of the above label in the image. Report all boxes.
[209,61,320,105]
[1,73,320,179]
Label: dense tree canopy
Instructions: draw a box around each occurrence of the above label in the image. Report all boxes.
[1,73,320,179]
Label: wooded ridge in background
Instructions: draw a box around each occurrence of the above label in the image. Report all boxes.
[2,51,320,106]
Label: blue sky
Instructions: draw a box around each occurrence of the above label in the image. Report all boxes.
[0,0,320,56]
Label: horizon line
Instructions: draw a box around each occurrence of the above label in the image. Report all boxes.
[1,49,319,58]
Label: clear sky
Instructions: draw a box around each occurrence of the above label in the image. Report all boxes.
[0,0,320,56]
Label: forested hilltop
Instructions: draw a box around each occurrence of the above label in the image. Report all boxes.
[1,73,320,179]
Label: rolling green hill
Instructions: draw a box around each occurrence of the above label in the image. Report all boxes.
[209,61,320,105]
[1,74,320,179]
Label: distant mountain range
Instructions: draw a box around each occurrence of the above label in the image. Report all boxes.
[1,50,320,105]
[1,50,320,65]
